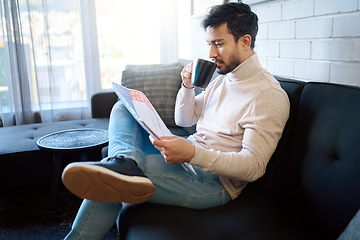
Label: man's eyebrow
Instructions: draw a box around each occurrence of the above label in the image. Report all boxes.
[206,39,224,44]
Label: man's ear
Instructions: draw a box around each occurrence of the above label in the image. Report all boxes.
[239,34,252,49]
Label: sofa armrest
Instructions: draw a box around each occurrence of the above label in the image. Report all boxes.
[91,92,118,118]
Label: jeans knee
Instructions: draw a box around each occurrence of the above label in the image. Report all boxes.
[184,190,231,209]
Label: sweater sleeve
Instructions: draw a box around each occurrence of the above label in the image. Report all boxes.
[174,85,204,127]
[190,88,290,182]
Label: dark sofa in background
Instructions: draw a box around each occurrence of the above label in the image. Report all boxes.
[1,61,359,239]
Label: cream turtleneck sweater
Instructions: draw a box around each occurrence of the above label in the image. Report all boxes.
[175,53,290,199]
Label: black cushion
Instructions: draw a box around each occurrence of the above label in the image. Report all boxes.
[118,187,322,240]
[272,82,360,238]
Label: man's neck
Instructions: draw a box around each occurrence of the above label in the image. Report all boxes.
[240,49,255,64]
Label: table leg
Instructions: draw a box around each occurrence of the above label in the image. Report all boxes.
[80,152,88,161]
[51,153,62,207]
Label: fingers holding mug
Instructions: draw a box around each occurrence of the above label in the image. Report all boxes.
[181,62,193,89]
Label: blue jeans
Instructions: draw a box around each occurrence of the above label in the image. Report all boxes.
[64,101,230,240]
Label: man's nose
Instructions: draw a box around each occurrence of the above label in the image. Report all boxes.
[209,45,218,59]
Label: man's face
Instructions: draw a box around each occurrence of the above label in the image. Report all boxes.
[205,23,243,75]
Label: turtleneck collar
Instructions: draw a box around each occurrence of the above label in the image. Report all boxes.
[227,52,261,82]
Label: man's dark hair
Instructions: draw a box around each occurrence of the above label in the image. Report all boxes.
[202,2,258,49]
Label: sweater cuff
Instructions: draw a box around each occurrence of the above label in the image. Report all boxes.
[189,145,208,168]
[182,83,194,89]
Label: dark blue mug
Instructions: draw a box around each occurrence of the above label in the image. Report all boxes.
[191,58,216,89]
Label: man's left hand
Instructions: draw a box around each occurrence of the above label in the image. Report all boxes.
[149,135,195,164]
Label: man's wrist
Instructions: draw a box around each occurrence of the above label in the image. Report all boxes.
[182,83,194,89]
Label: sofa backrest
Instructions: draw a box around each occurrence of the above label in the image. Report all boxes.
[253,77,305,192]
[91,92,118,118]
[269,82,360,238]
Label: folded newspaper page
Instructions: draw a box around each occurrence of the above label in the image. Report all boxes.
[112,82,196,174]
[112,82,172,139]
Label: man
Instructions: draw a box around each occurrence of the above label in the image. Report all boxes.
[62,2,290,239]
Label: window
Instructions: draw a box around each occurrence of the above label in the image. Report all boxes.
[0,44,7,106]
[95,0,161,89]
[21,0,87,104]
[0,0,177,126]
[0,0,89,125]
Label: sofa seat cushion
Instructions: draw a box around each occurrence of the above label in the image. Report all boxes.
[0,118,109,155]
[118,186,323,240]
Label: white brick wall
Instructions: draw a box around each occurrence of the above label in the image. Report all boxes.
[254,3,282,22]
[314,0,358,16]
[296,17,332,39]
[268,21,296,39]
[282,0,313,20]
[249,0,360,86]
[294,60,330,82]
[256,41,280,57]
[280,40,311,59]
[311,39,354,61]
[333,12,360,37]
[331,63,360,86]
[267,58,294,76]
[257,23,268,40]
[178,0,360,87]
[354,40,360,61]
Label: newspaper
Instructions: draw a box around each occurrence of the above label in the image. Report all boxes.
[112,82,196,174]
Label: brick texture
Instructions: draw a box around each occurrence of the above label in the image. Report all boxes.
[248,0,360,86]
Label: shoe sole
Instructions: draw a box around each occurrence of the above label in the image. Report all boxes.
[62,163,155,204]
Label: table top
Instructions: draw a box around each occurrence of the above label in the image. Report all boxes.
[37,128,109,152]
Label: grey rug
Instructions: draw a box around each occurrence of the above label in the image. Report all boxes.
[0,187,118,240]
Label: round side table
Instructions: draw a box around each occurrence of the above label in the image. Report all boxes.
[37,128,109,206]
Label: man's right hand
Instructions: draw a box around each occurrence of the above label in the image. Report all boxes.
[180,62,194,89]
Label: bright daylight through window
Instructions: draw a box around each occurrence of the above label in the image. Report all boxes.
[0,0,163,126]
[95,0,161,89]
